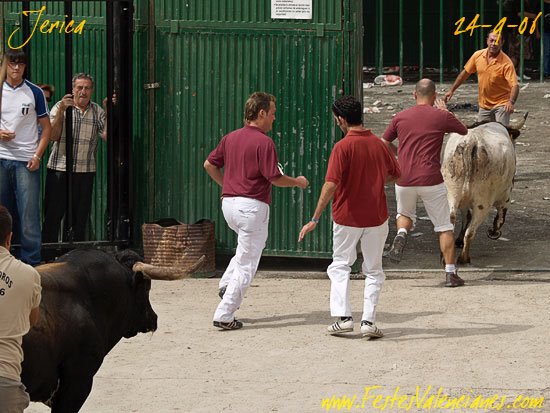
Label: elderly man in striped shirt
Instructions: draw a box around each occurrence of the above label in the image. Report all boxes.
[42,73,108,244]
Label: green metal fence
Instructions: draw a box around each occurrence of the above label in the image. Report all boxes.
[144,0,363,257]
[1,1,363,257]
[364,0,547,83]
[10,1,545,259]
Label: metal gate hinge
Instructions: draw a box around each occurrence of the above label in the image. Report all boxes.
[143,82,161,90]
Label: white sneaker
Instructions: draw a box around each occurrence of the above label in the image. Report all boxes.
[360,321,383,339]
[327,318,354,334]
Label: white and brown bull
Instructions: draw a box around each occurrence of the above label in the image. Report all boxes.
[442,116,526,264]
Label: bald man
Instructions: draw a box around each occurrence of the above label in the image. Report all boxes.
[382,79,468,287]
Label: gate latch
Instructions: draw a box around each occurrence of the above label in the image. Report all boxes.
[143,82,161,90]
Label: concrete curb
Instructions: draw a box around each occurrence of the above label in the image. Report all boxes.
[255,268,550,281]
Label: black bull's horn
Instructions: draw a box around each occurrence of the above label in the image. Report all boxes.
[132,255,206,280]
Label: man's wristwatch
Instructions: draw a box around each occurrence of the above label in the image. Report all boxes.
[311,217,319,223]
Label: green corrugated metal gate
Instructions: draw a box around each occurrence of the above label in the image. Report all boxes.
[1,0,363,258]
[140,0,362,257]
[363,0,547,83]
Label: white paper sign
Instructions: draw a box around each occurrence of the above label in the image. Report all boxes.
[271,0,313,20]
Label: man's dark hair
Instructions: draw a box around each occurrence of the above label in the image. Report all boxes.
[38,84,55,102]
[0,206,13,246]
[332,95,362,125]
[243,92,276,123]
[415,79,436,97]
[4,48,27,65]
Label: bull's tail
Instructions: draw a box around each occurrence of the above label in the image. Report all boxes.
[455,139,488,197]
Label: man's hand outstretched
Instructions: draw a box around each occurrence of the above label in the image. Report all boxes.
[298,221,317,242]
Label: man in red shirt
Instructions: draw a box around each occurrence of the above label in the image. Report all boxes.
[299,96,400,338]
[205,92,308,330]
[383,79,468,287]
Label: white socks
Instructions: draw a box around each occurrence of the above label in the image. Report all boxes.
[445,264,456,274]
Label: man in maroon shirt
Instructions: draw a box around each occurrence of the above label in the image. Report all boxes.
[204,92,308,330]
[382,79,468,287]
[299,96,400,338]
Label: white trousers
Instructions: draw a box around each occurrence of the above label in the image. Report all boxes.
[214,197,269,322]
[327,220,389,323]
[395,183,454,233]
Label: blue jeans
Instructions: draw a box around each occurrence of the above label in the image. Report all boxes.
[0,159,41,265]
[545,32,550,76]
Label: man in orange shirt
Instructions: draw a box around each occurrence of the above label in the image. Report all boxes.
[444,31,519,126]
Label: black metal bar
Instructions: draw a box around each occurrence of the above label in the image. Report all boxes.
[106,1,133,244]
[117,1,133,244]
[19,238,129,250]
[147,0,156,223]
[64,0,74,243]
[42,240,129,248]
[106,1,114,242]
[39,239,130,260]
[22,0,30,79]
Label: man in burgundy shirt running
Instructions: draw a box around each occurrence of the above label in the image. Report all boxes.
[204,92,308,330]
[299,96,400,338]
[382,79,468,287]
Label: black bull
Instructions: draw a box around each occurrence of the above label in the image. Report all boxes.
[21,249,158,412]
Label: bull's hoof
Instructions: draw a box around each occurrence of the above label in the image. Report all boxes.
[455,238,464,248]
[457,255,471,265]
[487,228,501,240]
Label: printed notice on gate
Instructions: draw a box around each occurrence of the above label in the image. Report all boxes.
[271,0,312,19]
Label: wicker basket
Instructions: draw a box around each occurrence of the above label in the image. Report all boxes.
[141,218,215,274]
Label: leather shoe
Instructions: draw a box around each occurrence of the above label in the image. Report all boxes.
[445,272,465,287]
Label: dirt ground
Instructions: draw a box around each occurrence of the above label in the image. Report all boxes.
[363,80,550,271]
[27,274,550,413]
[26,81,550,413]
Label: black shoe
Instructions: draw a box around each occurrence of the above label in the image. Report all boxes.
[388,233,407,263]
[213,319,243,330]
[445,272,465,288]
[218,286,226,299]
